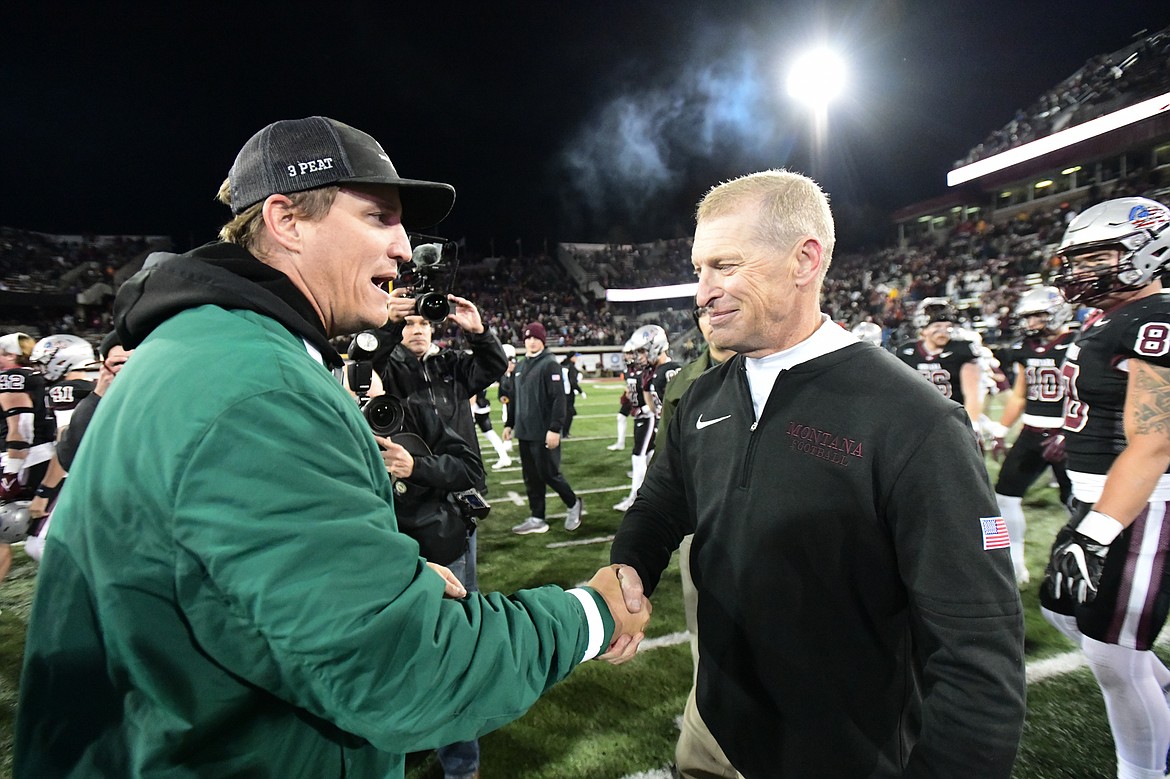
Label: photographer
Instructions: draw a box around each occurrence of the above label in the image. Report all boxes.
[371,292,508,493]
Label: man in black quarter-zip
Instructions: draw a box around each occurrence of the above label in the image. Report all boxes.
[609,169,1026,778]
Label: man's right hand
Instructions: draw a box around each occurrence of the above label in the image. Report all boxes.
[386,287,416,325]
[586,564,651,665]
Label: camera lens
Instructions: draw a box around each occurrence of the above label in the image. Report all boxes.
[363,396,405,437]
[416,292,451,322]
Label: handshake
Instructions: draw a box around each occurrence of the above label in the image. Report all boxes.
[586,564,653,665]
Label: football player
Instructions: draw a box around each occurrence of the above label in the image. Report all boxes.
[896,298,984,426]
[1039,196,1170,779]
[990,286,1075,585]
[22,334,99,561]
[606,341,642,451]
[0,332,56,582]
[472,388,512,470]
[613,324,679,512]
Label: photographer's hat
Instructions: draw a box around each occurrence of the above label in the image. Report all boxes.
[228,116,455,228]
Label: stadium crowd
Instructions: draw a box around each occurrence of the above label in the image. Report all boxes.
[955,24,1170,167]
[0,177,1162,360]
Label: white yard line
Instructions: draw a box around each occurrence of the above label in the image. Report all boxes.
[547,535,616,549]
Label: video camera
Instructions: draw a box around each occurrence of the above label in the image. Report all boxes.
[344,332,490,523]
[400,234,461,322]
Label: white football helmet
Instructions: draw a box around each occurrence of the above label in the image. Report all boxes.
[850,322,883,346]
[914,298,957,331]
[625,324,669,363]
[1055,197,1170,305]
[1014,285,1072,336]
[0,500,31,543]
[31,334,96,381]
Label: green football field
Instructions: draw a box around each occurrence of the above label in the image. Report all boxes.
[0,379,1143,777]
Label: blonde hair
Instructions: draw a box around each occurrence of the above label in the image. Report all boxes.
[696,169,835,283]
[1,333,36,366]
[215,179,339,254]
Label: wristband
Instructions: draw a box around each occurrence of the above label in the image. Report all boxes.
[567,588,606,662]
[34,482,61,500]
[1077,510,1124,545]
[3,458,22,474]
[5,440,31,451]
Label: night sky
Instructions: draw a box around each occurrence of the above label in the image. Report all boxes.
[4,1,1170,253]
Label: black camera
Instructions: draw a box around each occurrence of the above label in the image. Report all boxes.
[453,488,491,522]
[400,236,460,323]
[362,395,406,437]
[344,335,407,437]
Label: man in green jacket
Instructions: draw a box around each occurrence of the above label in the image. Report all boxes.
[15,116,649,779]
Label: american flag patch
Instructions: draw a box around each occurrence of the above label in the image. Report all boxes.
[980,517,1010,550]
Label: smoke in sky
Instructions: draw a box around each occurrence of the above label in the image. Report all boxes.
[558,41,798,241]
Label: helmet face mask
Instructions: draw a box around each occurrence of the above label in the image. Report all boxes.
[1055,197,1170,306]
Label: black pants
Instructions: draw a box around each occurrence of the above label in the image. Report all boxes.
[994,425,1071,506]
[518,438,576,519]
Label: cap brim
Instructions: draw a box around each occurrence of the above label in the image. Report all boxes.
[344,176,455,230]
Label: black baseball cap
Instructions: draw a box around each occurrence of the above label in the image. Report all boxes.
[227,116,455,229]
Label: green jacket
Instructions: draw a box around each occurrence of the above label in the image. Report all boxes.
[16,243,613,778]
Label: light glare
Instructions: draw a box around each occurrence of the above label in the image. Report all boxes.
[787,49,847,108]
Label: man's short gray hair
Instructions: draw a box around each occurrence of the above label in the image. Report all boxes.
[696,169,835,283]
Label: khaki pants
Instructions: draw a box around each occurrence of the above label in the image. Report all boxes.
[676,535,743,779]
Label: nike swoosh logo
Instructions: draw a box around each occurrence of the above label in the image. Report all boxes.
[1055,344,1068,349]
[1095,319,1111,327]
[940,351,952,358]
[696,413,732,430]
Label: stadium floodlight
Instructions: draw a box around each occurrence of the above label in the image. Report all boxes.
[786,49,847,108]
[948,90,1170,187]
[605,282,698,303]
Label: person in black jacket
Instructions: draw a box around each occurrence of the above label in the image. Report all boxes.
[371,301,507,493]
[368,300,505,779]
[504,322,583,535]
[609,170,1025,778]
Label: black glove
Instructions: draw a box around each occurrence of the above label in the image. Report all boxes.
[1046,527,1109,604]
[1041,433,1066,464]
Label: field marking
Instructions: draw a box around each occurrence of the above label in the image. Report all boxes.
[547,535,615,549]
[1026,650,1087,683]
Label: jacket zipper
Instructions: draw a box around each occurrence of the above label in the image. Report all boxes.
[740,367,783,489]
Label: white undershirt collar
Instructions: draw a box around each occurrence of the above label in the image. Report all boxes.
[743,315,858,419]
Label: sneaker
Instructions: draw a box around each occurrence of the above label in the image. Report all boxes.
[606,442,625,451]
[613,496,635,512]
[512,517,550,535]
[565,498,584,531]
[492,456,513,470]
